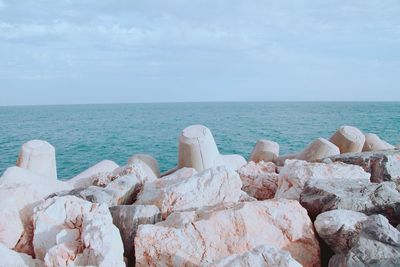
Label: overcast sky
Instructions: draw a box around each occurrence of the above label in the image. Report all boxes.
[1,0,399,105]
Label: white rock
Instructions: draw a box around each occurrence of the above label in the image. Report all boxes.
[275,160,370,201]
[363,133,394,152]
[162,167,198,181]
[0,243,43,267]
[67,160,119,189]
[128,154,160,177]
[249,140,280,163]
[135,199,320,267]
[16,140,57,179]
[297,138,340,161]
[32,195,125,267]
[135,166,243,218]
[329,125,366,153]
[315,210,368,254]
[220,154,247,171]
[208,245,302,267]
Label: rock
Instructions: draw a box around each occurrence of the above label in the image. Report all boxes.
[329,215,400,267]
[135,166,243,218]
[0,167,71,251]
[275,160,370,201]
[135,199,320,267]
[127,154,160,178]
[300,178,400,224]
[16,140,57,179]
[329,149,400,185]
[220,154,247,171]
[0,243,43,267]
[208,245,302,267]
[296,138,340,161]
[314,210,368,254]
[274,153,298,166]
[32,195,125,267]
[67,160,119,189]
[162,167,197,181]
[237,161,279,200]
[249,140,279,163]
[363,133,394,152]
[109,205,162,266]
[329,125,365,153]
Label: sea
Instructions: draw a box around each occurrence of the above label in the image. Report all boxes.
[0,102,399,180]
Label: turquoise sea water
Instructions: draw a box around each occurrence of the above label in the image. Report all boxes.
[0,102,399,180]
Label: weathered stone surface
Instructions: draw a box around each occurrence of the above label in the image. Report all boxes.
[16,140,57,180]
[297,138,340,162]
[329,215,400,267]
[275,160,370,201]
[32,195,125,267]
[162,167,197,181]
[135,199,320,267]
[249,140,280,163]
[237,161,279,200]
[135,166,243,217]
[67,160,119,189]
[315,210,368,254]
[128,154,160,178]
[109,205,162,266]
[220,154,247,171]
[0,167,71,250]
[0,243,43,267]
[208,245,302,267]
[329,149,400,185]
[329,125,365,153]
[363,133,394,152]
[300,178,400,224]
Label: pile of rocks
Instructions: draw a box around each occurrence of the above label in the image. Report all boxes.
[0,124,399,267]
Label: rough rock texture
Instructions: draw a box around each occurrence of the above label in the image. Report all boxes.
[0,243,43,267]
[208,245,302,267]
[32,195,125,267]
[329,125,366,153]
[297,138,340,162]
[363,133,394,152]
[0,167,71,251]
[314,210,368,254]
[329,215,400,267]
[275,160,370,201]
[329,149,400,185]
[135,166,243,217]
[67,160,119,189]
[162,167,197,181]
[109,205,162,267]
[135,199,320,267]
[127,154,160,178]
[237,161,279,200]
[300,178,400,224]
[249,140,280,163]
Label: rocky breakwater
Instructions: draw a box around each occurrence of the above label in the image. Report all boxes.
[0,124,399,267]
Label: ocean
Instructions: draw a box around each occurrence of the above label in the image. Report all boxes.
[0,102,399,180]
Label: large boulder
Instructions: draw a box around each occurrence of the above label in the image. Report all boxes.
[208,245,302,267]
[329,215,400,267]
[128,154,160,178]
[296,138,340,162]
[237,161,279,200]
[0,167,71,251]
[314,210,368,254]
[249,140,279,163]
[329,125,365,153]
[363,133,395,152]
[328,149,400,185]
[32,195,125,267]
[300,178,400,224]
[135,199,320,267]
[135,166,243,218]
[275,160,370,201]
[109,205,162,267]
[0,243,43,267]
[67,160,119,189]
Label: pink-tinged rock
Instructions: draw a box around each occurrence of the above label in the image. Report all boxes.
[162,167,198,181]
[135,166,243,218]
[135,199,320,267]
[0,167,71,251]
[208,245,302,267]
[0,243,43,267]
[221,154,247,171]
[363,133,393,152]
[32,195,125,267]
[249,140,280,163]
[329,125,365,153]
[238,161,279,200]
[128,154,160,177]
[67,160,119,189]
[296,138,340,162]
[16,140,57,179]
[275,160,370,201]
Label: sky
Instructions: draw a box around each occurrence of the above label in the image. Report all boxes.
[0,0,400,105]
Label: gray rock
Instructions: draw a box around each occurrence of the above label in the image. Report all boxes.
[109,205,162,267]
[328,149,400,185]
[329,215,400,267]
[300,178,400,224]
